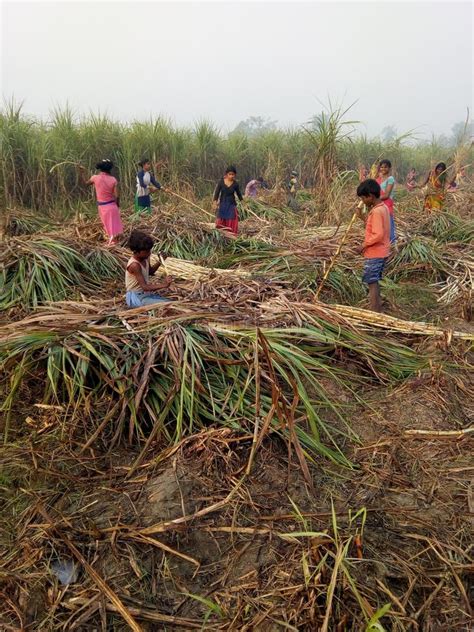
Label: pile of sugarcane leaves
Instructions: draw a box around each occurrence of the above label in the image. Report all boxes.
[0,194,473,631]
[1,296,473,630]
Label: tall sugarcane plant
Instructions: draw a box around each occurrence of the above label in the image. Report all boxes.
[1,100,465,211]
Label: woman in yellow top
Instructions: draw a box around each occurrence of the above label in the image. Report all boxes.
[422,162,448,211]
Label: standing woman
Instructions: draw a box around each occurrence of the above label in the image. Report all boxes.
[135,158,163,214]
[422,162,448,212]
[85,159,123,246]
[287,170,299,210]
[376,159,396,243]
[213,165,243,237]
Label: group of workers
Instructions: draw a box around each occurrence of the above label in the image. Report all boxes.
[352,159,467,311]
[84,157,466,312]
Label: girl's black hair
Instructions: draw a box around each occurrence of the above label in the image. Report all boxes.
[379,159,392,169]
[435,162,447,182]
[96,159,114,173]
[225,165,237,174]
[357,179,381,198]
[138,158,151,167]
[128,230,154,253]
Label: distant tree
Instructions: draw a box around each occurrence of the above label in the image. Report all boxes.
[437,134,451,148]
[419,133,451,149]
[233,116,277,136]
[450,120,473,145]
[381,125,398,142]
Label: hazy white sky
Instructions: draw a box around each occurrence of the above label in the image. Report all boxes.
[1,1,472,138]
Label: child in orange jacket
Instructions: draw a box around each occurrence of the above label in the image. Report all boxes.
[356,179,391,313]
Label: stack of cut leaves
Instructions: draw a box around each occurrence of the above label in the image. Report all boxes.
[0,235,123,311]
[427,211,474,244]
[5,209,56,236]
[1,301,464,458]
[388,214,473,310]
[144,215,226,261]
[240,198,297,226]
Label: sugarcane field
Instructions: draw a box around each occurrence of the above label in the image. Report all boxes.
[1,3,473,631]
[1,104,473,632]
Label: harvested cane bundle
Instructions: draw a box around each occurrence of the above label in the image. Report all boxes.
[150,254,251,280]
[330,303,473,340]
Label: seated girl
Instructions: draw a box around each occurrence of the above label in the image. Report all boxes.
[125,231,172,307]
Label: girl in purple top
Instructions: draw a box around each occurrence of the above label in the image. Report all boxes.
[244,177,264,198]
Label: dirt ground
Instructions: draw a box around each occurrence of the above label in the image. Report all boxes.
[1,369,472,631]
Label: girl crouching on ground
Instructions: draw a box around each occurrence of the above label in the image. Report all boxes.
[126,231,172,307]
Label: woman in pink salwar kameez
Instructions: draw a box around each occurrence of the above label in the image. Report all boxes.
[86,159,123,246]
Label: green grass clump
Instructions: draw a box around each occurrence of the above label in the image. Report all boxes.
[389,236,447,280]
[427,212,474,244]
[6,211,54,236]
[323,265,365,304]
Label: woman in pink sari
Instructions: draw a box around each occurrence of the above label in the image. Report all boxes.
[86,159,123,246]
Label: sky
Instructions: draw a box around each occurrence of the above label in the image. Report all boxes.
[1,0,472,138]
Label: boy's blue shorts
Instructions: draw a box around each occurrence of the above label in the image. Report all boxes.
[362,257,387,285]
